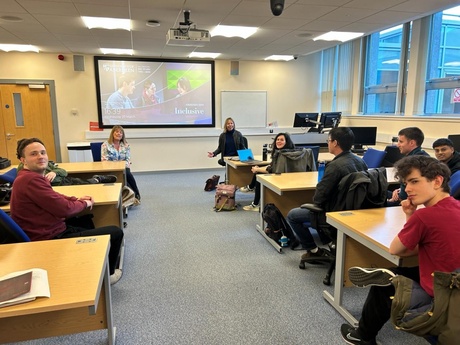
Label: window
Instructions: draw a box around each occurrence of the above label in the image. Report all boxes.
[362,24,410,114]
[425,6,460,115]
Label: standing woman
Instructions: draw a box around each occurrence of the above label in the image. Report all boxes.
[208,117,246,166]
[241,132,296,211]
[102,126,141,201]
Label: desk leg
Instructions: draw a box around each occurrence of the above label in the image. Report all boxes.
[323,231,358,326]
[104,263,117,345]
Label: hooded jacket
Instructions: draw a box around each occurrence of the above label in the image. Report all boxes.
[268,148,316,174]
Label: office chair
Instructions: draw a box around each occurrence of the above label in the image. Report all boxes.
[449,170,460,199]
[362,148,387,168]
[0,168,17,184]
[242,136,248,149]
[382,145,404,167]
[90,142,103,162]
[295,145,320,167]
[299,168,388,285]
[0,208,31,244]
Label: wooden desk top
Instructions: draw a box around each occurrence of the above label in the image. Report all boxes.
[257,172,318,195]
[224,156,269,169]
[327,207,406,253]
[58,161,126,173]
[1,183,122,212]
[0,235,109,318]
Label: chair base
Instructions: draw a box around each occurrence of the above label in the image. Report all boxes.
[299,249,335,286]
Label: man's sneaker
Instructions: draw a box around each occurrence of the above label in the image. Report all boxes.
[110,269,123,285]
[340,324,377,345]
[348,267,396,288]
[300,247,329,261]
[243,202,259,211]
[239,185,254,193]
[93,175,117,184]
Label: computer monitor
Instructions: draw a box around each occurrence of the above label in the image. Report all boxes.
[293,113,319,128]
[319,112,341,132]
[448,134,460,152]
[348,127,377,151]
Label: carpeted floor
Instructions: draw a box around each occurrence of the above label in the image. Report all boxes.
[12,169,427,345]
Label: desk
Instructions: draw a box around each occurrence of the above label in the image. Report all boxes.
[256,172,318,252]
[324,207,418,326]
[1,183,123,229]
[224,156,269,186]
[0,236,116,344]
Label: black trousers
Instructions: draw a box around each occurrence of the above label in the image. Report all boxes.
[358,266,420,340]
[56,225,124,275]
[126,168,140,199]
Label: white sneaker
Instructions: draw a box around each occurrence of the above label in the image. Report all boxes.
[110,269,123,285]
[243,203,259,211]
[239,185,255,193]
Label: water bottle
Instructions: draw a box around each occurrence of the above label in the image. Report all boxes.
[317,161,325,182]
[262,144,268,161]
[280,236,289,247]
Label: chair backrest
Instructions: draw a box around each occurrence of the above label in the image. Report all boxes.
[0,208,31,244]
[0,167,17,184]
[242,136,248,149]
[362,148,387,168]
[295,145,319,167]
[449,170,460,199]
[382,145,405,167]
[90,142,103,162]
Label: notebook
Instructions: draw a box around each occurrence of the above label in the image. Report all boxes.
[237,149,263,164]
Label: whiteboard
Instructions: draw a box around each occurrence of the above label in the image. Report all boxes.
[221,91,267,128]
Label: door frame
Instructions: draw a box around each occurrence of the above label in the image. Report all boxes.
[0,79,62,161]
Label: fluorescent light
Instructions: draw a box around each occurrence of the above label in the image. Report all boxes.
[0,44,39,52]
[188,52,220,59]
[313,31,364,42]
[210,25,257,39]
[82,16,131,31]
[265,55,294,61]
[100,48,133,55]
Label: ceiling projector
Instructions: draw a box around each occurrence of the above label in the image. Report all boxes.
[166,28,211,47]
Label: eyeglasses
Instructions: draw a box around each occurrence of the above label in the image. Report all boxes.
[326,139,335,143]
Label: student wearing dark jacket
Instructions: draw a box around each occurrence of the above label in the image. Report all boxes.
[208,117,246,166]
[432,137,460,175]
[286,127,368,259]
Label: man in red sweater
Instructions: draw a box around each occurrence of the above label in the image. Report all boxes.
[11,138,124,285]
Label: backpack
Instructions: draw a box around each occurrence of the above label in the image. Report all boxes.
[204,175,220,191]
[214,184,236,211]
[262,203,294,245]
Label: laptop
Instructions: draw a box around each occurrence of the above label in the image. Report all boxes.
[237,149,263,164]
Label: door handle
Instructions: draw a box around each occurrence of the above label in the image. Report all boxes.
[6,133,15,140]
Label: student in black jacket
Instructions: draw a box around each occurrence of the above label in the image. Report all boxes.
[432,137,460,175]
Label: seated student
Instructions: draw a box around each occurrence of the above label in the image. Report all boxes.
[340,155,460,345]
[286,127,368,257]
[11,138,124,285]
[432,137,460,175]
[16,139,117,186]
[240,132,315,211]
[208,117,246,166]
[387,127,430,206]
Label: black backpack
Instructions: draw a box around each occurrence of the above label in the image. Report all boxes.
[262,203,294,243]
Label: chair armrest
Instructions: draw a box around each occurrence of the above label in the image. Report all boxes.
[300,203,324,212]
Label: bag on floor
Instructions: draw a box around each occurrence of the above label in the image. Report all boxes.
[122,185,136,208]
[262,203,294,244]
[214,184,236,211]
[204,175,220,191]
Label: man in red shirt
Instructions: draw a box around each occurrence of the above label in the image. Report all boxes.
[11,138,124,285]
[341,155,460,345]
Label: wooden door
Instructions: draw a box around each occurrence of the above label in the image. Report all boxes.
[0,84,56,161]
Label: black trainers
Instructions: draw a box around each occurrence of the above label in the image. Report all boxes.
[92,175,117,184]
[300,247,329,260]
[340,324,377,345]
[348,267,396,288]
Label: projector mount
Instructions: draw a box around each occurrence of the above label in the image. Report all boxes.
[178,10,194,34]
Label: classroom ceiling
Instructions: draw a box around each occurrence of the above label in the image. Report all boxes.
[0,0,458,61]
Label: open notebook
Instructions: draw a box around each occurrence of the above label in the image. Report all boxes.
[237,149,263,164]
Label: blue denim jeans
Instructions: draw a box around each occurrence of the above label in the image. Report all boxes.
[286,207,330,251]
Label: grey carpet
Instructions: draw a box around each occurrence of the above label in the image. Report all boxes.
[13,170,426,345]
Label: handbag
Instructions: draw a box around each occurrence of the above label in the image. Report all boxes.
[204,175,220,191]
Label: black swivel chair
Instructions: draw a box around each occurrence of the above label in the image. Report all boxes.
[299,168,388,285]
[382,145,404,167]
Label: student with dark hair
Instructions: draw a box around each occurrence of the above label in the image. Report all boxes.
[207,117,246,166]
[340,155,460,345]
[240,132,301,211]
[387,127,430,205]
[286,127,368,258]
[12,138,124,285]
[432,137,460,175]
